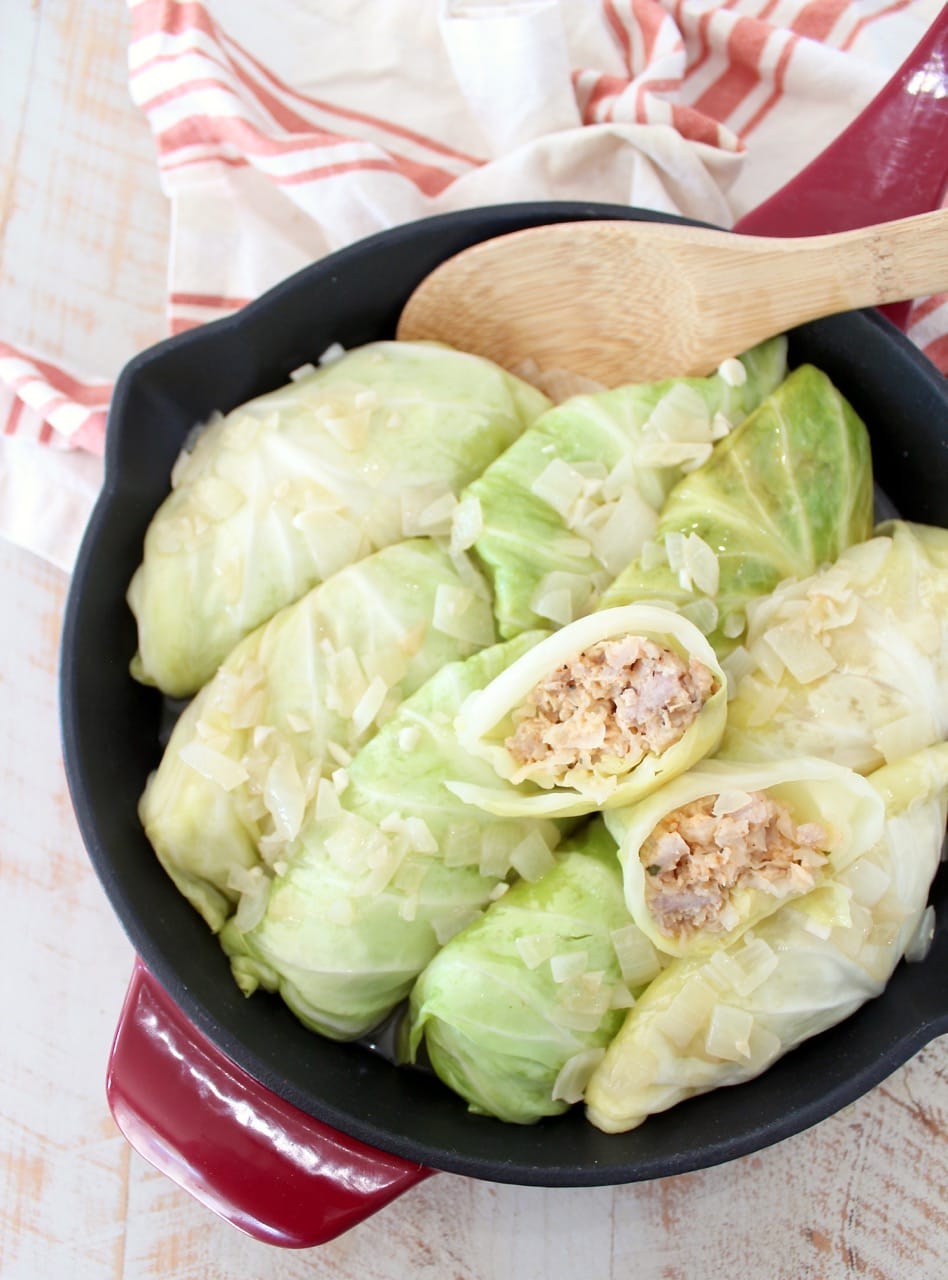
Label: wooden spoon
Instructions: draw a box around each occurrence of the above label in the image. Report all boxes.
[396,210,948,388]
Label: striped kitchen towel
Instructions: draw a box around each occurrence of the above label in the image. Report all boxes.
[2,0,945,569]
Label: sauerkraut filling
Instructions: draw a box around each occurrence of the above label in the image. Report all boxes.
[642,791,829,938]
[504,635,717,788]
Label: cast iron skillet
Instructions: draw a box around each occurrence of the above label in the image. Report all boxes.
[61,204,948,1225]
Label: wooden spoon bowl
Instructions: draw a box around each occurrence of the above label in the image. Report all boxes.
[397,211,948,388]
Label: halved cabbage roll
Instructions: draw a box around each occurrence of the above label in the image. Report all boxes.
[449,605,727,818]
[218,633,565,1040]
[464,338,787,638]
[719,521,948,771]
[140,539,496,931]
[129,341,550,696]
[598,364,873,654]
[585,744,948,1134]
[407,819,644,1124]
[603,758,884,959]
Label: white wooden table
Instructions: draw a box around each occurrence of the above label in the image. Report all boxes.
[2,5,946,1277]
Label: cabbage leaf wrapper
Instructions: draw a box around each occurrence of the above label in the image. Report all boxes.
[128,340,550,696]
[140,538,497,932]
[407,819,642,1124]
[585,744,948,1134]
[218,632,567,1041]
[464,338,787,639]
[719,521,948,772]
[603,757,884,959]
[598,364,873,655]
[449,605,727,818]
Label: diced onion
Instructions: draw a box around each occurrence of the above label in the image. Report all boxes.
[761,625,836,684]
[551,1048,607,1104]
[508,831,556,882]
[317,342,347,365]
[531,587,574,625]
[728,937,779,996]
[352,675,389,736]
[648,384,712,441]
[705,1004,754,1060]
[679,598,719,636]
[178,741,248,792]
[515,932,558,970]
[838,858,891,908]
[531,459,587,517]
[609,924,662,988]
[289,362,318,381]
[550,951,589,983]
[231,866,270,934]
[315,777,343,820]
[585,490,659,576]
[716,357,747,387]
[450,493,484,553]
[683,533,720,596]
[656,976,717,1049]
[263,747,306,842]
[398,725,422,752]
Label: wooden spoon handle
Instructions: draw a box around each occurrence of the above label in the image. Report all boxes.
[741,211,948,333]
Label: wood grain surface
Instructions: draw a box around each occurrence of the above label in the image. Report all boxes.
[1,4,946,1278]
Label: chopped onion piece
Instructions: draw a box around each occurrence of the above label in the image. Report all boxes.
[404,816,438,854]
[550,950,589,983]
[710,412,733,440]
[730,937,779,996]
[413,491,459,536]
[551,1048,607,1104]
[705,1004,754,1060]
[905,905,936,963]
[721,610,747,640]
[509,831,556,882]
[664,531,686,572]
[531,459,587,517]
[610,983,636,1009]
[683,533,720,596]
[264,748,306,842]
[529,571,593,625]
[586,490,659,576]
[716,357,747,387]
[610,924,662,988]
[315,777,343,820]
[289,362,318,382]
[657,976,717,1049]
[839,858,891,908]
[317,341,347,365]
[331,767,349,795]
[515,932,558,970]
[326,740,353,767]
[638,538,667,572]
[398,725,422,752]
[450,493,484,554]
[479,827,515,878]
[489,881,510,901]
[351,675,389,736]
[649,384,712,441]
[178,741,248,792]
[761,625,836,684]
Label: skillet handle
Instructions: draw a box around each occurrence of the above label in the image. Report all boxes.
[107,960,435,1249]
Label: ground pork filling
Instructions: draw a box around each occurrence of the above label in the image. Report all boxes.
[642,791,829,938]
[504,635,717,788]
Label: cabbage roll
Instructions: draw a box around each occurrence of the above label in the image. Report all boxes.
[603,758,884,959]
[720,521,948,770]
[464,338,787,639]
[449,605,726,818]
[598,364,873,654]
[219,633,565,1040]
[407,819,640,1124]
[140,539,496,931]
[585,744,948,1134]
[129,341,550,696]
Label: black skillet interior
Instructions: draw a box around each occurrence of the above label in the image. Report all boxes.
[60,203,948,1187]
